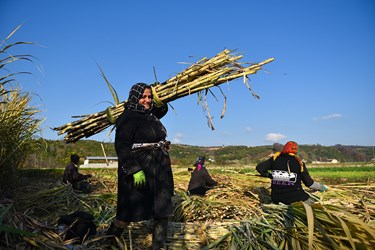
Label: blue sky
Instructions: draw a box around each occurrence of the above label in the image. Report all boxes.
[2,0,375,147]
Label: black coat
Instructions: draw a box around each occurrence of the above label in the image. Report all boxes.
[256,153,314,205]
[114,106,174,222]
[187,167,218,192]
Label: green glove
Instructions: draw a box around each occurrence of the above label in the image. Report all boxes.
[133,170,146,188]
[320,184,329,192]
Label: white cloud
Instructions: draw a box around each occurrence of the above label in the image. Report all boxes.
[172,132,184,144]
[313,113,342,121]
[245,127,253,133]
[265,133,287,142]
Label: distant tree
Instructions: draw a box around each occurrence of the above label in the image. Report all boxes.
[272,143,283,153]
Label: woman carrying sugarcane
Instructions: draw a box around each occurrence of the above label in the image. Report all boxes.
[106,83,173,249]
[256,141,328,205]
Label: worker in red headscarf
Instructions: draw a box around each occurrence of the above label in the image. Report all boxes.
[256,141,328,205]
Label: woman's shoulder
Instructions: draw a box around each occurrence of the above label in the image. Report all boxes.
[116,109,145,125]
[275,153,297,163]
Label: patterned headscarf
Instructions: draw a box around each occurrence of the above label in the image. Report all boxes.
[281,141,299,155]
[125,83,153,112]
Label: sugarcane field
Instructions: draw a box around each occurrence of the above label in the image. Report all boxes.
[2,18,375,250]
[1,161,374,249]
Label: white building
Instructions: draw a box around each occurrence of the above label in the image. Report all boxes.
[312,159,339,164]
[81,156,118,168]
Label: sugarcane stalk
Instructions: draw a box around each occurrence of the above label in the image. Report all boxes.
[160,68,232,101]
[164,49,231,84]
[53,49,275,143]
[156,50,235,92]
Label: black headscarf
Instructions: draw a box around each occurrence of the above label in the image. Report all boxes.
[125,83,153,112]
[194,156,206,166]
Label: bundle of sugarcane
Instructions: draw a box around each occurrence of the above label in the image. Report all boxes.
[53,49,274,143]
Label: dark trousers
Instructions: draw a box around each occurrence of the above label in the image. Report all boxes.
[153,217,168,250]
[107,218,168,249]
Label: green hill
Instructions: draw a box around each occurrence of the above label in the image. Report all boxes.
[23,139,375,169]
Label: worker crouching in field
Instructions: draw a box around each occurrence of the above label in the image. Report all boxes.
[256,141,328,205]
[187,156,218,196]
[63,154,92,193]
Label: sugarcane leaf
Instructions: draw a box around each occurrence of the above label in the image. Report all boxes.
[0,224,36,236]
[302,202,315,250]
[98,64,119,105]
[334,214,356,250]
[0,205,12,224]
[2,24,23,45]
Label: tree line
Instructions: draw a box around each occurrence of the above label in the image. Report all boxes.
[23,139,374,169]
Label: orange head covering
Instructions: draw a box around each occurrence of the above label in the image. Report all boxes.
[281,141,299,155]
[275,141,304,172]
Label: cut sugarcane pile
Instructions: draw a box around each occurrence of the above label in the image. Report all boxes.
[53,49,274,143]
[2,170,374,249]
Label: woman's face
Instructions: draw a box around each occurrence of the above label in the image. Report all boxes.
[139,88,152,110]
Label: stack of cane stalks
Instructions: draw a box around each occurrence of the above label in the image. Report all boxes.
[53,49,274,143]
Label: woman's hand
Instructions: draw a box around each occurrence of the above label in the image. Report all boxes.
[133,170,146,188]
[320,184,329,192]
